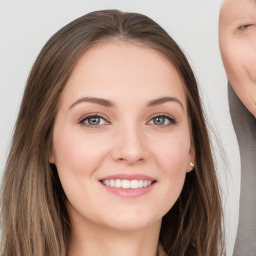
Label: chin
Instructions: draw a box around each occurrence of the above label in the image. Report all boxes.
[102,212,161,231]
[250,108,256,118]
[242,97,256,118]
[105,220,158,231]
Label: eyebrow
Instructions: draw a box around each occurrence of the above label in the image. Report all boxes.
[69,97,114,109]
[69,96,184,111]
[147,97,184,111]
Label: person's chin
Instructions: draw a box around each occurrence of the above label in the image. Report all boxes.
[251,106,256,118]
[102,213,161,231]
[247,99,256,118]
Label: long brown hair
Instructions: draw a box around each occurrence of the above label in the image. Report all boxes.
[1,10,224,256]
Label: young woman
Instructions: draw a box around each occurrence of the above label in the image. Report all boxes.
[1,10,224,256]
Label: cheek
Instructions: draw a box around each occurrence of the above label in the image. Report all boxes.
[221,38,256,82]
[236,44,256,82]
[150,132,191,184]
[51,129,111,211]
[246,53,256,82]
[53,136,86,175]
[221,44,241,80]
[220,35,244,80]
[150,134,190,215]
[52,127,109,177]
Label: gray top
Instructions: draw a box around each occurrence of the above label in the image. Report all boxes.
[228,83,256,256]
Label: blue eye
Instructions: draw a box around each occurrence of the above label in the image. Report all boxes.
[149,115,176,126]
[79,115,108,126]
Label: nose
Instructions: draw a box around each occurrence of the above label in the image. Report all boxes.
[111,124,148,165]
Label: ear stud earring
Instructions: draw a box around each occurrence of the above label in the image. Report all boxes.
[190,162,194,168]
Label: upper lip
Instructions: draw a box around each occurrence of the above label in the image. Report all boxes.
[99,173,156,181]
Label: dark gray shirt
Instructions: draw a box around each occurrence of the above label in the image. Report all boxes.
[228,83,256,256]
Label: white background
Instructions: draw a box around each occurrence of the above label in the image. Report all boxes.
[0,1,239,255]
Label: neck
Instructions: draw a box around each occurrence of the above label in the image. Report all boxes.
[68,216,161,256]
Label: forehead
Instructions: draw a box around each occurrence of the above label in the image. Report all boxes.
[62,41,186,104]
[220,0,256,24]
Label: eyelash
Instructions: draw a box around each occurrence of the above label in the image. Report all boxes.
[78,113,176,128]
[238,24,252,30]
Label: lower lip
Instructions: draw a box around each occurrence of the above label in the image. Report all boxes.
[100,183,156,197]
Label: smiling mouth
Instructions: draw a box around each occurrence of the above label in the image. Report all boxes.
[100,179,157,189]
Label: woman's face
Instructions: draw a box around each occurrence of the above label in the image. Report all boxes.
[219,0,256,117]
[50,41,194,232]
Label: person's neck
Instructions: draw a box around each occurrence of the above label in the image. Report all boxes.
[68,218,161,256]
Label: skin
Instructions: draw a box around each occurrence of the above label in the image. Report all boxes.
[50,41,194,256]
[219,0,256,117]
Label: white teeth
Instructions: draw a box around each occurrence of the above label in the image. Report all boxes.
[130,180,139,189]
[138,180,144,188]
[121,180,130,189]
[110,179,115,187]
[115,179,121,188]
[102,179,153,189]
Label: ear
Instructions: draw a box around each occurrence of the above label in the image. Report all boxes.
[187,146,195,173]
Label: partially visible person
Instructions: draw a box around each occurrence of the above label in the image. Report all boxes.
[219,0,256,255]
[219,0,256,117]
